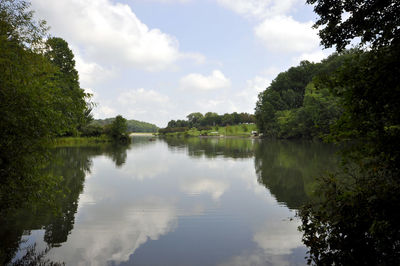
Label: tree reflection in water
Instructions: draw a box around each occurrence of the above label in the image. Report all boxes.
[0,142,131,265]
[1,137,340,265]
[163,137,338,210]
[254,140,338,209]
[163,136,255,159]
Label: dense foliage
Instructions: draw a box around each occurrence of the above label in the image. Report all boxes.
[0,1,92,210]
[255,55,349,139]
[44,37,93,135]
[307,0,400,51]
[104,115,130,143]
[297,0,400,264]
[161,112,255,134]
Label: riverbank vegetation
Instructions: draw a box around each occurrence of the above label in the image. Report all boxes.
[251,0,400,263]
[0,0,94,211]
[159,112,255,136]
[1,0,399,264]
[0,1,133,212]
[294,0,400,264]
[159,123,257,137]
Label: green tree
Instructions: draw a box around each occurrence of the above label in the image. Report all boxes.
[105,115,130,142]
[255,92,278,136]
[45,37,92,135]
[221,113,233,126]
[186,112,203,128]
[201,112,219,126]
[299,1,400,264]
[167,120,177,128]
[307,0,400,51]
[255,60,321,137]
[0,0,69,210]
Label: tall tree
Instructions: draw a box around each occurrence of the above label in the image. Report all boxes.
[105,115,130,143]
[255,60,321,137]
[0,0,82,212]
[186,112,203,128]
[45,37,92,135]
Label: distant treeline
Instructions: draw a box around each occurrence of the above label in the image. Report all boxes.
[160,112,255,134]
[89,118,158,133]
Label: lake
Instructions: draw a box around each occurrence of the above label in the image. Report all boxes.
[1,137,338,266]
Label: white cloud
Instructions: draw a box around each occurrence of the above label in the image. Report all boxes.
[219,219,305,266]
[75,53,115,88]
[255,16,319,53]
[244,75,270,96]
[261,66,281,78]
[137,0,191,3]
[120,146,170,180]
[217,0,300,19]
[253,219,303,256]
[190,98,238,115]
[181,178,229,200]
[117,88,171,125]
[31,0,199,71]
[293,50,329,64]
[247,76,271,94]
[181,52,207,64]
[234,75,270,113]
[217,1,324,65]
[180,70,231,91]
[95,105,117,118]
[118,88,169,105]
[49,199,178,265]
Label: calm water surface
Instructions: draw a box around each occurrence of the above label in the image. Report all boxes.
[3,137,338,265]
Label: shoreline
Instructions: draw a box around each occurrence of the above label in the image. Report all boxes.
[159,134,260,139]
[129,132,156,137]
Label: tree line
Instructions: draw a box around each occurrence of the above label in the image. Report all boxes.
[88,118,158,135]
[159,112,255,134]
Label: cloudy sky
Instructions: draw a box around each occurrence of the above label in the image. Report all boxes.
[31,0,331,127]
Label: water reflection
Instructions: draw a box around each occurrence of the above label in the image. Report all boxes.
[254,140,338,209]
[181,177,229,201]
[0,143,131,265]
[163,137,255,159]
[49,197,178,265]
[219,219,305,266]
[1,137,339,265]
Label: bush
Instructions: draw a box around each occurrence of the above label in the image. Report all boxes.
[80,124,103,137]
[104,115,130,143]
[196,126,212,131]
[158,127,189,134]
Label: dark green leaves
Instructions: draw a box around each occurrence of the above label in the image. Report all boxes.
[307,0,400,51]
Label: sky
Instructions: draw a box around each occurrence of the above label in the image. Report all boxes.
[30,0,332,127]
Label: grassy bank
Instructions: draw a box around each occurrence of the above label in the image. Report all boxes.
[129,132,156,136]
[160,124,258,138]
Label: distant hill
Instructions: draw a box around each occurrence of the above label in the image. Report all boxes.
[91,118,158,133]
